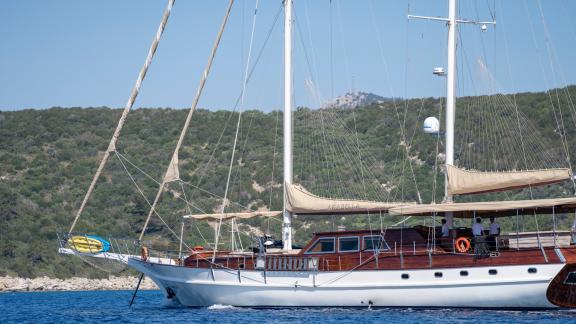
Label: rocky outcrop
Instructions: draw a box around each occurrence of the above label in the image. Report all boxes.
[0,276,158,292]
[321,92,391,110]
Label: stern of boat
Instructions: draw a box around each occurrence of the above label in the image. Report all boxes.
[546,248,576,307]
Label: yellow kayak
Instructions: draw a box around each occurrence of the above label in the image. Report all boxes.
[68,235,110,254]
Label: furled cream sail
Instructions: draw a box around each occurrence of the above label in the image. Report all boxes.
[446,165,572,195]
[285,184,410,215]
[389,196,576,217]
[185,211,282,221]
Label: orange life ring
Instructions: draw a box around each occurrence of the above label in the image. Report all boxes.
[455,237,471,253]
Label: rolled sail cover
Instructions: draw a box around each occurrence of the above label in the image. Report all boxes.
[446,165,572,195]
[285,183,409,214]
[185,211,282,221]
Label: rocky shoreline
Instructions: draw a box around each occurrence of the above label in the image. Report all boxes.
[0,276,159,292]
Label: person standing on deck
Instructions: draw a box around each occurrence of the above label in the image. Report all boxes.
[488,216,501,251]
[472,217,489,258]
[472,217,484,237]
[489,216,500,235]
[441,219,450,237]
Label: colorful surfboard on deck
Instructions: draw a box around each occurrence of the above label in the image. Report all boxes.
[68,235,110,254]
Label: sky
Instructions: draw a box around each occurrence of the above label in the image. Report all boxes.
[1,0,576,112]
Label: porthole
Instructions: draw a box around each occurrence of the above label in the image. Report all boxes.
[401,273,410,279]
[460,270,469,277]
[434,272,443,278]
[528,267,537,274]
[489,269,497,275]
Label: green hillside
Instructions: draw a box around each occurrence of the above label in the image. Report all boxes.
[1,86,576,278]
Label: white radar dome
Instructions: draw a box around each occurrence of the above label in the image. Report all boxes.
[423,117,440,134]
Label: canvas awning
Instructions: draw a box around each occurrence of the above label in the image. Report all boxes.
[388,197,576,218]
[184,211,282,221]
[286,183,411,215]
[446,165,572,195]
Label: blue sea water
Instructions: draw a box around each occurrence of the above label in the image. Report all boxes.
[1,290,575,323]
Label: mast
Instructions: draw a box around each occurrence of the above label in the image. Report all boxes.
[283,0,294,250]
[445,0,457,227]
[408,0,494,226]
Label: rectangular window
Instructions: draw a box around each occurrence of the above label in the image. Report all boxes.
[339,237,359,252]
[363,235,390,251]
[306,237,335,254]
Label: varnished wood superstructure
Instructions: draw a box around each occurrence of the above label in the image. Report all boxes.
[183,228,571,271]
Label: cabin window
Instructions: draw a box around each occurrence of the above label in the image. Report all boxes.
[339,237,360,252]
[401,273,410,279]
[489,269,498,275]
[306,237,335,254]
[528,267,537,274]
[434,272,443,278]
[363,235,390,251]
[564,272,576,285]
[460,270,469,277]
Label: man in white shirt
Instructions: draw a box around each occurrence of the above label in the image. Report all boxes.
[489,216,500,235]
[488,216,501,251]
[472,217,489,258]
[441,219,450,237]
[472,217,484,237]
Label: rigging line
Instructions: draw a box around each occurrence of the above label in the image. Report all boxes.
[294,11,323,107]
[322,109,388,200]
[230,111,256,202]
[499,0,532,183]
[214,0,260,260]
[368,0,418,203]
[316,109,348,198]
[352,109,367,198]
[329,0,334,99]
[267,109,281,235]
[139,0,235,242]
[115,152,208,215]
[431,97,444,204]
[178,180,211,248]
[334,0,353,92]
[328,114,380,200]
[536,0,576,189]
[492,93,557,169]
[403,100,425,204]
[560,0,576,44]
[69,0,175,234]
[315,111,366,198]
[115,151,233,213]
[524,0,574,181]
[395,4,422,203]
[536,0,571,153]
[115,153,188,248]
[320,109,393,200]
[228,111,257,251]
[190,3,282,198]
[302,1,325,105]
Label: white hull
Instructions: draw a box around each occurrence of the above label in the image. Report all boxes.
[128,258,562,308]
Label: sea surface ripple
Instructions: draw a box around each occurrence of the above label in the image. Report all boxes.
[1,290,575,323]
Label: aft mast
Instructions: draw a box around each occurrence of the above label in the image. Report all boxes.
[409,0,495,228]
[444,0,457,227]
[283,0,294,250]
